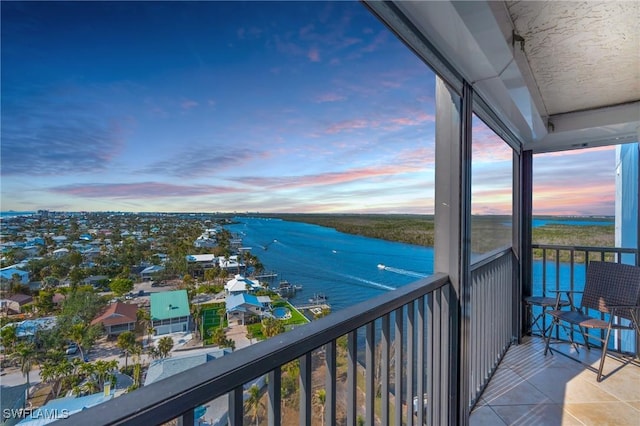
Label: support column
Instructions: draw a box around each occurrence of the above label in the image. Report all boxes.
[520,150,533,339]
[434,76,470,425]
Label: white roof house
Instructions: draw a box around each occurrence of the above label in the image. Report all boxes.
[224,275,262,294]
[185,254,217,264]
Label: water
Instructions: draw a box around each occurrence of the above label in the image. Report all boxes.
[0,211,36,218]
[532,218,613,227]
[226,217,433,311]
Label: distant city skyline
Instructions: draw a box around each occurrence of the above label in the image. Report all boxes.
[1,1,616,216]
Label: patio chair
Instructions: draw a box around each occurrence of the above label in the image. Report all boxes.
[524,295,569,338]
[543,261,640,382]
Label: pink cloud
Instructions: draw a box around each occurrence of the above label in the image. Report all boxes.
[307,47,321,62]
[234,162,426,190]
[49,182,246,199]
[314,92,346,103]
[325,119,370,134]
[181,100,199,110]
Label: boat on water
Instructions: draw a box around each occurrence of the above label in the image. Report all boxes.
[309,293,328,303]
[273,280,302,297]
[377,264,386,269]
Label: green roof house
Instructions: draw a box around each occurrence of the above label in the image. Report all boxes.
[150,290,191,335]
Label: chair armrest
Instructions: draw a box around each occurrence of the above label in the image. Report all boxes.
[608,304,640,309]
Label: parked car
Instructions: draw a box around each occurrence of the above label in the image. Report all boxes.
[138,290,145,296]
[66,344,78,355]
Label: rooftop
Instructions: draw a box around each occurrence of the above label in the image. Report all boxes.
[150,290,190,321]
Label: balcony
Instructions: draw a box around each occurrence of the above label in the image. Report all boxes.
[59,246,638,425]
[52,0,638,423]
[470,336,640,425]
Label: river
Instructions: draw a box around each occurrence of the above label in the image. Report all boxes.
[226,217,433,311]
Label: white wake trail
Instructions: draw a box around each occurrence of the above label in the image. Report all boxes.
[381,266,427,278]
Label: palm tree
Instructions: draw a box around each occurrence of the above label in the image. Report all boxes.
[40,358,73,398]
[245,384,263,426]
[191,304,202,340]
[218,306,227,329]
[117,331,136,370]
[11,342,37,387]
[157,336,173,358]
[136,309,151,344]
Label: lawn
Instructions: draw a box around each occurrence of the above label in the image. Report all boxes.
[246,300,309,342]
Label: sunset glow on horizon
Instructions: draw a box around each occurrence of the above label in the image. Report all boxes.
[1,2,617,216]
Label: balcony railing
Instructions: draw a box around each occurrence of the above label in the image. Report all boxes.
[62,274,456,425]
[56,247,518,425]
[469,248,516,408]
[530,244,639,351]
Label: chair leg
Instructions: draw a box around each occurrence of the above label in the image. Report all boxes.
[579,326,590,351]
[544,318,556,356]
[597,325,613,382]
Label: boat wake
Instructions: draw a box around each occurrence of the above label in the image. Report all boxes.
[379,265,427,279]
[340,273,396,291]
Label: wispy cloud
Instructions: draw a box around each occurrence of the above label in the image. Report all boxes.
[314,92,346,103]
[49,182,246,199]
[233,161,426,190]
[181,99,199,110]
[139,148,269,179]
[323,110,434,135]
[307,47,321,62]
[1,92,126,176]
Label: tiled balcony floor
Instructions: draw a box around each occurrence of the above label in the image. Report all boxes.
[470,336,640,426]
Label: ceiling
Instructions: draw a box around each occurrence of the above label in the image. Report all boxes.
[369,1,640,153]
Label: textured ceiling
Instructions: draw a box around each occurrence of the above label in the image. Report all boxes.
[506,1,640,117]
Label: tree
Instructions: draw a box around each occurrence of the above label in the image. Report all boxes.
[110,278,134,297]
[262,317,284,338]
[157,336,173,358]
[245,384,263,426]
[137,309,152,344]
[40,358,74,398]
[36,290,54,314]
[218,306,227,329]
[1,324,17,354]
[11,342,37,387]
[191,304,202,340]
[66,323,101,361]
[117,331,136,369]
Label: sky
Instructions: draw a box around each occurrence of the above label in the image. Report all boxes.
[0,1,616,216]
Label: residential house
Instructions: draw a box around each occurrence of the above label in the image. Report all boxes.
[185,254,217,268]
[144,349,231,386]
[0,266,29,284]
[218,255,244,272]
[52,247,69,258]
[91,302,138,336]
[193,236,217,249]
[83,275,109,288]
[143,349,234,426]
[225,293,271,325]
[150,290,190,335]
[17,390,116,426]
[140,265,164,281]
[224,274,262,295]
[3,294,33,314]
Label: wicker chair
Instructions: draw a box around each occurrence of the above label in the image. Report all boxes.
[543,261,640,381]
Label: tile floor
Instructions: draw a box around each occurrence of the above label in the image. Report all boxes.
[470,336,640,426]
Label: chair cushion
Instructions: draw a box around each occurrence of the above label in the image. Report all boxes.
[547,310,610,329]
[525,296,569,307]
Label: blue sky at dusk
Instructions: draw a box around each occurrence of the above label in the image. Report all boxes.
[1,1,615,215]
